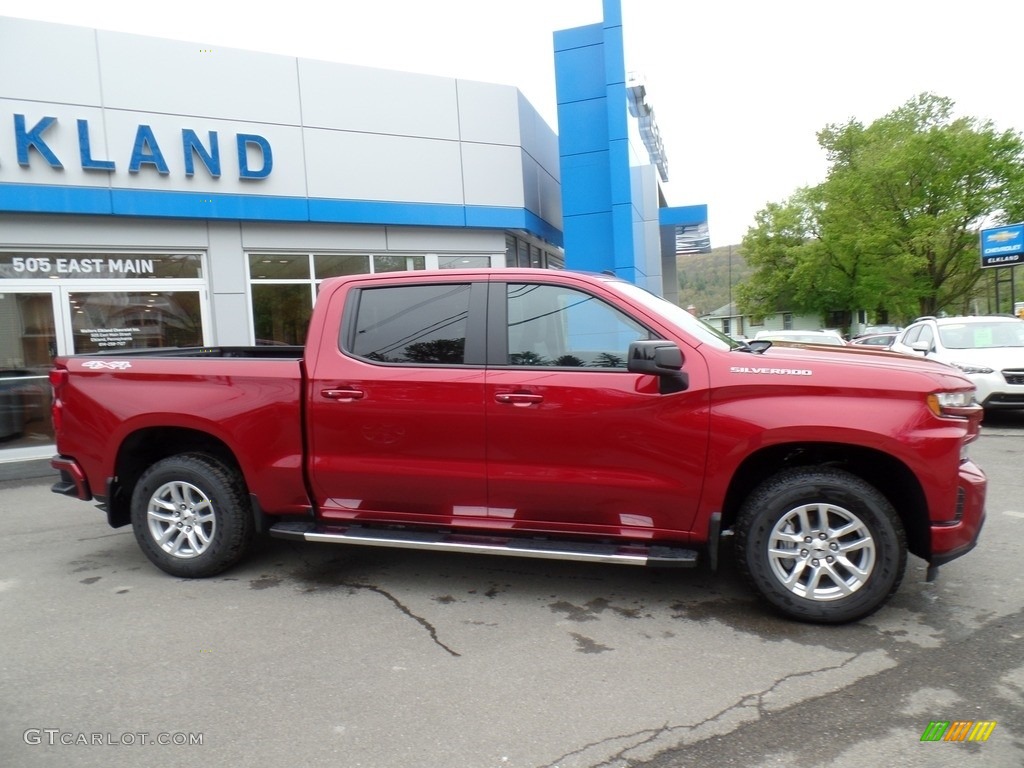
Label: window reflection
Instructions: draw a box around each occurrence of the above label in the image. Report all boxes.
[0,293,56,446]
[69,292,203,352]
[350,284,470,364]
[506,284,649,368]
[251,284,312,346]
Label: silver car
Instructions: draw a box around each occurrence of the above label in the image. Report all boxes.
[889,315,1024,409]
[753,329,847,346]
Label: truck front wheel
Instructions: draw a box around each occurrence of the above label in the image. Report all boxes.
[735,467,907,624]
[130,453,254,578]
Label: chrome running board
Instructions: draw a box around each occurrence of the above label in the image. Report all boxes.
[269,521,698,567]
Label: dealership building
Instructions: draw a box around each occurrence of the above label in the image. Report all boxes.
[0,0,707,470]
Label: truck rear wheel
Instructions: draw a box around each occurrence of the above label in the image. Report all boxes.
[735,467,906,624]
[130,453,254,578]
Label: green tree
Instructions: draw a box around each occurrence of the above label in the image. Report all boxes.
[738,93,1024,323]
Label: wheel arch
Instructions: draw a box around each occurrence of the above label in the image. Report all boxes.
[107,427,244,528]
[720,442,931,561]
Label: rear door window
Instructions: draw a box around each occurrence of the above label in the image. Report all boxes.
[347,284,472,364]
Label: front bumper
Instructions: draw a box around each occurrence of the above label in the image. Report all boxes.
[974,370,1024,409]
[929,458,986,568]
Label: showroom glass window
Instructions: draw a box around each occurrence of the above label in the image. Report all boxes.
[0,251,206,451]
[504,235,563,269]
[248,253,426,345]
[0,252,206,353]
[62,254,205,352]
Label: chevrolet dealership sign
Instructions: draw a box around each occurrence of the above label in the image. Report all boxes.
[980,223,1024,268]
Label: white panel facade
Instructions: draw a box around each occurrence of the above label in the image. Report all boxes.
[0,16,562,233]
[299,60,460,140]
[206,221,246,294]
[99,111,307,197]
[0,101,110,187]
[518,96,559,170]
[384,227,503,253]
[0,102,306,200]
[0,18,103,105]
[96,31,302,124]
[461,143,526,208]
[521,152,541,213]
[240,222,388,252]
[303,128,464,204]
[631,164,662,291]
[457,80,521,145]
[208,292,253,346]
[0,213,210,249]
[538,163,563,224]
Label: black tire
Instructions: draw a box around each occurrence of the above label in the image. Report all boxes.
[130,453,254,578]
[734,467,906,624]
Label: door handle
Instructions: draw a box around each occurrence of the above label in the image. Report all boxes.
[495,392,543,406]
[321,388,365,401]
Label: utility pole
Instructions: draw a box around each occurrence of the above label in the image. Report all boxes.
[728,244,733,312]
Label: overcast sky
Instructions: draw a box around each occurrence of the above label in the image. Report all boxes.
[2,0,1022,246]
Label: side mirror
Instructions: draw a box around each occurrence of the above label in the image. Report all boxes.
[628,340,688,393]
[910,341,931,355]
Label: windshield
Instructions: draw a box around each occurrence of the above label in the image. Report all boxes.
[605,279,737,350]
[939,321,1024,349]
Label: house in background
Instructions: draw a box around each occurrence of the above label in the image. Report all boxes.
[701,299,898,340]
[701,303,822,340]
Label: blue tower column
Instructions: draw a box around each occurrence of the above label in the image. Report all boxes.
[554,0,634,279]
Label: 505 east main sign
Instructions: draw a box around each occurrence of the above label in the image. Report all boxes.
[4,114,274,180]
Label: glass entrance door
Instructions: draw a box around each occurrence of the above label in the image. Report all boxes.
[0,251,210,462]
[0,291,60,451]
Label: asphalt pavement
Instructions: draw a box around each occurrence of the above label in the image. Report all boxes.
[1,423,1021,768]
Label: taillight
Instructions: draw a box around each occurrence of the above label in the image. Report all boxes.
[49,367,68,433]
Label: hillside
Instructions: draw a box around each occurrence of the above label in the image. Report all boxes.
[676,244,752,316]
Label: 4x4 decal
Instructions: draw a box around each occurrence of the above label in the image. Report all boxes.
[81,360,133,370]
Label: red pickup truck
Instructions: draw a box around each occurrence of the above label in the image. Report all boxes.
[49,269,986,623]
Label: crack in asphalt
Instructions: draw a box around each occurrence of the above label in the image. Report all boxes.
[75,531,132,542]
[286,544,461,657]
[670,604,1024,766]
[538,653,865,768]
[344,581,461,658]
[568,607,1024,768]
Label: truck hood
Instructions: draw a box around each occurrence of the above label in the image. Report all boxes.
[729,341,971,389]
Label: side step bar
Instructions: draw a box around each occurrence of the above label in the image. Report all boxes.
[269,521,699,568]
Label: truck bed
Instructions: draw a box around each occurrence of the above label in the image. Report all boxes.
[67,345,306,359]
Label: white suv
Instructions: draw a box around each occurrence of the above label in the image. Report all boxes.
[889,315,1024,409]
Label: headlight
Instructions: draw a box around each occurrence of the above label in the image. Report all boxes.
[927,391,983,449]
[952,362,994,375]
[926,390,978,419]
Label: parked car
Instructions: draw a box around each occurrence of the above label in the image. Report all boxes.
[0,368,51,440]
[850,332,898,350]
[754,329,847,346]
[889,315,1024,409]
[860,324,902,336]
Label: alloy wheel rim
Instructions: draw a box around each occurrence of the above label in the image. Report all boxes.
[146,480,217,559]
[766,502,876,601]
